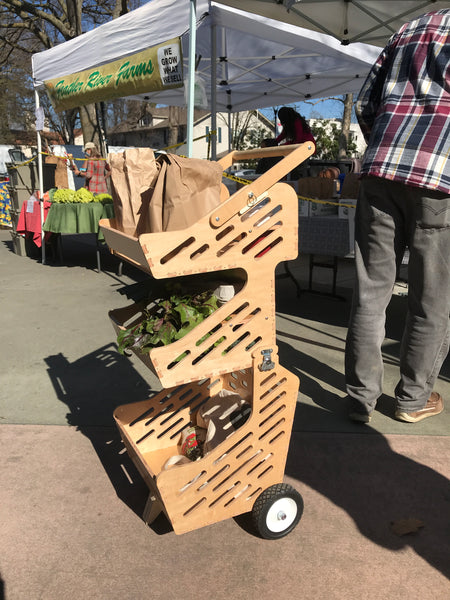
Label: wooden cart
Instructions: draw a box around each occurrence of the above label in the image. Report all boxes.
[100,142,314,539]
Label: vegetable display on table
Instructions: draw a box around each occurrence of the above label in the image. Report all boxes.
[51,188,113,204]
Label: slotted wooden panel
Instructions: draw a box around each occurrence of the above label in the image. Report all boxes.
[114,351,299,535]
[108,184,298,388]
[110,281,274,388]
[101,181,298,277]
[100,142,314,279]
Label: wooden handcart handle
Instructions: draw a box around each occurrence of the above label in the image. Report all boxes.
[212,141,315,228]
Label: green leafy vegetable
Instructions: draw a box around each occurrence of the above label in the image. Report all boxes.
[75,188,94,203]
[51,188,112,204]
[53,188,77,203]
[117,290,220,356]
[93,193,113,204]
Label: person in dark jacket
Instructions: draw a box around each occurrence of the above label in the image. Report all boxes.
[276,106,315,146]
[255,138,281,174]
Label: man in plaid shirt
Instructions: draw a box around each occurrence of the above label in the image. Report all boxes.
[345,10,450,424]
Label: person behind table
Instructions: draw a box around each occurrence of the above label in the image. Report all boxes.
[276,107,315,178]
[255,138,281,174]
[72,142,111,195]
[276,106,316,146]
[345,9,450,424]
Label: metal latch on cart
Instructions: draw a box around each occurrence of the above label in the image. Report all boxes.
[239,190,267,216]
[259,348,275,371]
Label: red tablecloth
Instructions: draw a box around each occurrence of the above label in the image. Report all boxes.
[16,199,52,247]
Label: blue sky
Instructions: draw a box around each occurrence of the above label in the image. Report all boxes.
[260,96,357,123]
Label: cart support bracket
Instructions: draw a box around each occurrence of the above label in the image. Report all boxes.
[143,493,164,526]
[259,348,275,371]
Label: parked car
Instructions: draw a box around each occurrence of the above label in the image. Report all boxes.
[232,169,256,178]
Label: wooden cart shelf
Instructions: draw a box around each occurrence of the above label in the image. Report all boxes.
[99,142,314,279]
[109,269,276,388]
[114,352,298,535]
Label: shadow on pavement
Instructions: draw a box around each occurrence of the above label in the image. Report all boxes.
[277,338,400,426]
[276,331,450,578]
[4,232,149,284]
[285,402,450,580]
[42,292,449,557]
[44,345,157,521]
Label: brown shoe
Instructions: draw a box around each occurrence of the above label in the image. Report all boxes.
[395,392,444,423]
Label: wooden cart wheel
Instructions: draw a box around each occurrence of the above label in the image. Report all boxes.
[251,483,303,540]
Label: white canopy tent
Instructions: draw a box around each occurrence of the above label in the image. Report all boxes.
[31,0,381,262]
[32,1,380,115]
[219,0,450,47]
[124,3,381,111]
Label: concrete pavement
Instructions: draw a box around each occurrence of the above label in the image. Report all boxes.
[0,229,449,600]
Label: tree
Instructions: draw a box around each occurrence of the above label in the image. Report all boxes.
[289,95,356,158]
[167,106,182,149]
[221,110,274,151]
[310,119,358,160]
[0,55,34,141]
[0,0,140,148]
[230,111,255,150]
[339,93,354,158]
[105,98,156,131]
[245,126,272,150]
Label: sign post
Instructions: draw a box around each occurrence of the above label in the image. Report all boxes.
[187,0,197,158]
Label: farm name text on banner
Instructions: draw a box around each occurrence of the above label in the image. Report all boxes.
[44,38,183,111]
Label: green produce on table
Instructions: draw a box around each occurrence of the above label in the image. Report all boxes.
[75,187,95,203]
[51,188,113,204]
[93,193,113,204]
[52,188,77,203]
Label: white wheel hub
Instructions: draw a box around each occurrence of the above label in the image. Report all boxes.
[265,497,297,532]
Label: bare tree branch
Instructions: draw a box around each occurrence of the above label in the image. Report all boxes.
[0,0,137,144]
[1,0,73,40]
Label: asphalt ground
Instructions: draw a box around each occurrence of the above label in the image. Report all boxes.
[0,229,449,600]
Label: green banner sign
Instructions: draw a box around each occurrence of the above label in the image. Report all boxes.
[45,38,183,111]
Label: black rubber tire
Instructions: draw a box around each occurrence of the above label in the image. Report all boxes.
[251,483,304,540]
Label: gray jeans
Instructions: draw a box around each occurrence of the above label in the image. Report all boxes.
[345,176,450,413]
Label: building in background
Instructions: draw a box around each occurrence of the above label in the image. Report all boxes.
[107,107,275,160]
[309,118,366,158]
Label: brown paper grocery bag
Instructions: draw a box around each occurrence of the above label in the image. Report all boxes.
[45,155,68,189]
[109,148,159,236]
[145,153,223,233]
[109,152,129,232]
[138,158,167,234]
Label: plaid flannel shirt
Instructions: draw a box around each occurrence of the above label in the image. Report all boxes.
[85,159,110,195]
[356,9,450,194]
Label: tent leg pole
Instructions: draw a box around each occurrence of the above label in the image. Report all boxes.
[187,0,197,158]
[210,24,217,161]
[35,89,46,265]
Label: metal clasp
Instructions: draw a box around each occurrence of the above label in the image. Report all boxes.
[259,348,275,371]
